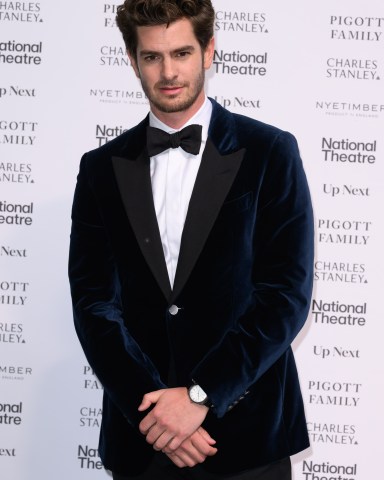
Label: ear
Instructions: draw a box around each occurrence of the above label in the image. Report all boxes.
[203,36,215,70]
[127,50,140,78]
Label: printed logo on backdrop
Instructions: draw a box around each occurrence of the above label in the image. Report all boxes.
[326,57,381,80]
[321,137,377,165]
[313,345,360,360]
[317,219,371,246]
[312,298,367,327]
[96,124,128,146]
[0,41,43,65]
[0,85,37,100]
[300,460,357,480]
[0,365,32,380]
[0,322,26,344]
[323,184,370,199]
[316,100,384,119]
[100,45,129,66]
[0,120,38,146]
[307,422,358,446]
[0,244,27,259]
[0,2,42,23]
[90,88,148,106]
[78,445,103,470]
[0,162,34,184]
[215,10,268,33]
[307,380,362,407]
[0,447,16,456]
[80,406,102,428]
[0,201,34,225]
[0,280,29,310]
[0,401,23,425]
[103,3,119,28]
[314,261,367,284]
[213,49,267,76]
[213,95,261,112]
[330,15,384,41]
[83,365,103,390]
[320,135,374,199]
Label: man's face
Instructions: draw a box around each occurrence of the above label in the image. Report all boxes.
[129,18,214,123]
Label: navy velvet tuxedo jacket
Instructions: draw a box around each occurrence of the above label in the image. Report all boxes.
[68,98,314,475]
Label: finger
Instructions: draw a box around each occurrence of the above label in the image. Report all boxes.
[137,399,152,411]
[159,434,183,452]
[163,429,214,455]
[162,431,185,453]
[196,427,217,445]
[168,446,201,468]
[137,390,163,411]
[171,434,212,465]
[138,415,156,435]
[165,452,188,468]
[190,433,218,457]
[143,424,180,453]
[143,424,165,445]
[181,445,206,465]
[152,432,175,451]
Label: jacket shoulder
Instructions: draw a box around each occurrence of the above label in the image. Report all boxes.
[208,97,295,154]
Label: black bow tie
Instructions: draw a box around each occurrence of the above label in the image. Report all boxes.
[146,124,202,157]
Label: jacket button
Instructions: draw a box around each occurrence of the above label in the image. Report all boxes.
[169,305,180,315]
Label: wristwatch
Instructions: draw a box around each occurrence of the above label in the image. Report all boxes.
[188,383,209,405]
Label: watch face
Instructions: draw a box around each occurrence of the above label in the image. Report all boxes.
[189,385,208,404]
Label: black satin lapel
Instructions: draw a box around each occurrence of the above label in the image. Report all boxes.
[112,152,172,301]
[171,139,245,302]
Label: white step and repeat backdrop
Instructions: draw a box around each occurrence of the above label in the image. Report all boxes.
[1,1,383,479]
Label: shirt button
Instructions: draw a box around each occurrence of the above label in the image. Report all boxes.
[169,305,180,315]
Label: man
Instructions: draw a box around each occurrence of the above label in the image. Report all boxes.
[68,0,314,479]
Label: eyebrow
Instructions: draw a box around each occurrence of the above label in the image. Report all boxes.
[139,45,196,57]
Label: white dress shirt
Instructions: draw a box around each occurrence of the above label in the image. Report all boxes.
[149,96,213,288]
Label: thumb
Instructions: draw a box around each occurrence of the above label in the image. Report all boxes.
[137,389,164,411]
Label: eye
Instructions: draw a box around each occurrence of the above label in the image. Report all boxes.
[143,54,159,63]
[176,51,191,58]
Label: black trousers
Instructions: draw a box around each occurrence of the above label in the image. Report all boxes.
[112,454,291,480]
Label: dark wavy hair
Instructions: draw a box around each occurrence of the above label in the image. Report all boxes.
[116,0,215,59]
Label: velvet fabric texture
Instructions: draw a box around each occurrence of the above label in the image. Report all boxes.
[68,98,314,476]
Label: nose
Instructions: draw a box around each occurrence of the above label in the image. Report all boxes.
[161,57,177,80]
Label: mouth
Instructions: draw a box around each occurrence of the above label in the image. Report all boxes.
[158,85,184,96]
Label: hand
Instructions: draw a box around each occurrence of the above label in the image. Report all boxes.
[165,427,218,468]
[138,387,209,452]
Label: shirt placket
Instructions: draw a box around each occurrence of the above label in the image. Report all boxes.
[165,148,183,287]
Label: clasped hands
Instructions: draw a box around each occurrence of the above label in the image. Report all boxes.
[138,387,218,468]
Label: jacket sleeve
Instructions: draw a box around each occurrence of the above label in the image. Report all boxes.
[68,154,166,428]
[190,131,314,418]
